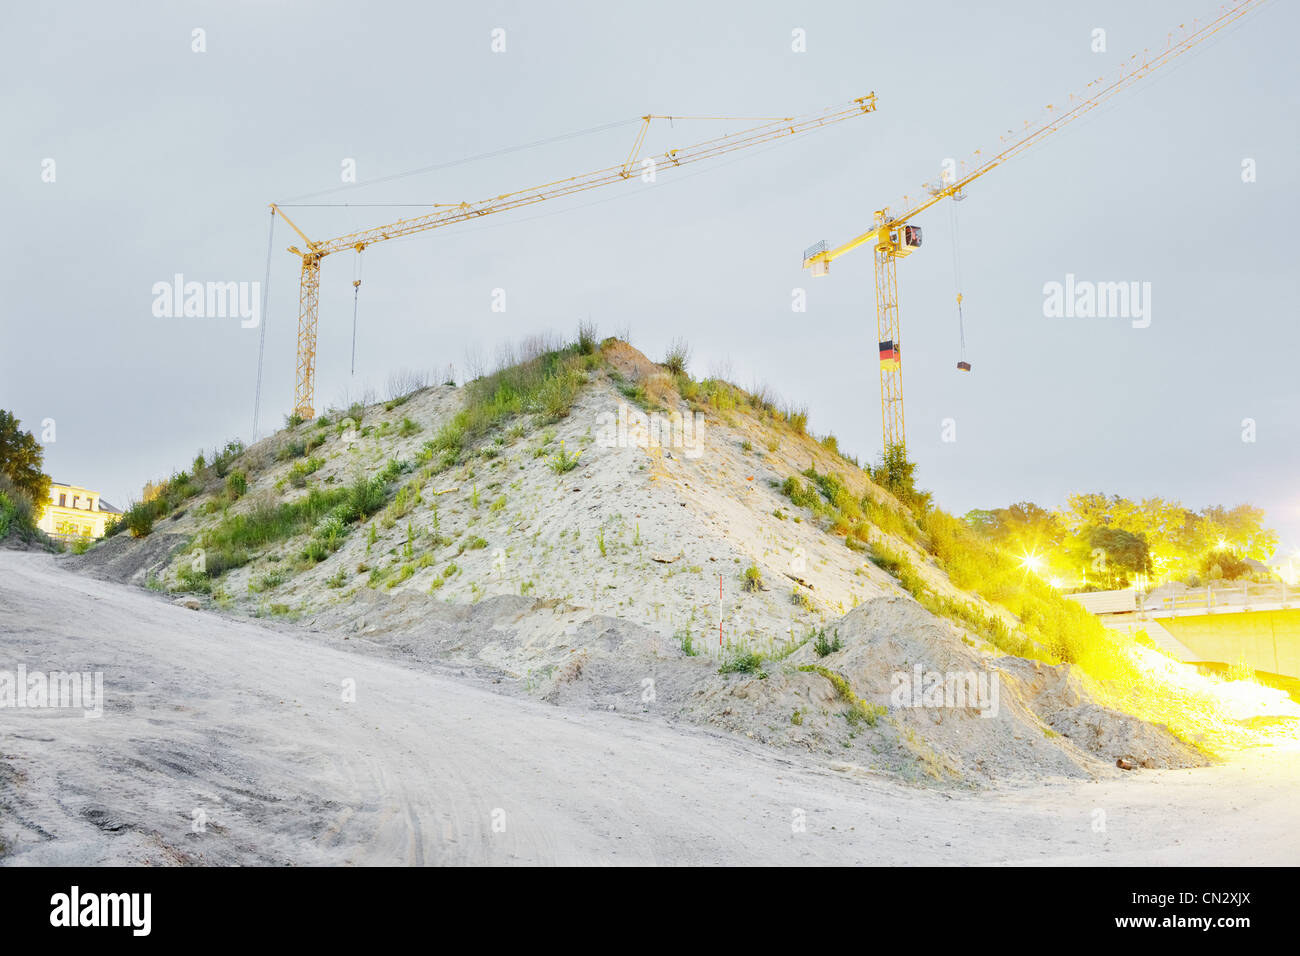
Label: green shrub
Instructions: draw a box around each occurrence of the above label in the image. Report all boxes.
[781,476,826,516]
[433,344,589,457]
[868,443,933,515]
[250,571,285,592]
[195,486,358,571]
[111,470,204,539]
[662,338,691,375]
[175,565,212,594]
[348,475,389,519]
[700,379,737,412]
[813,627,843,657]
[277,438,307,461]
[378,459,407,483]
[867,542,906,575]
[288,456,324,487]
[577,321,598,355]
[212,440,244,477]
[1201,549,1251,581]
[386,563,416,588]
[549,444,580,475]
[741,563,764,592]
[226,470,248,498]
[0,480,36,543]
[389,481,422,519]
[864,495,913,541]
[798,665,883,726]
[719,650,763,675]
[1,497,28,540]
[301,539,331,563]
[123,504,155,537]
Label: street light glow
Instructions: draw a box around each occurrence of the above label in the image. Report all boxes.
[1020,552,1044,575]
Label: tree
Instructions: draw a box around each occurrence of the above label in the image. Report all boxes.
[1062,492,1113,534]
[995,501,1063,555]
[1088,526,1152,587]
[868,443,932,514]
[1199,504,1277,561]
[1200,549,1251,582]
[0,411,50,513]
[962,509,999,536]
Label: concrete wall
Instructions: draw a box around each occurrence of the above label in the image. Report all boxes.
[1162,609,1300,678]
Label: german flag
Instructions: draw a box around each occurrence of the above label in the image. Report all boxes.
[879,340,900,370]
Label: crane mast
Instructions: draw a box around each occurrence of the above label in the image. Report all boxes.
[273,93,880,419]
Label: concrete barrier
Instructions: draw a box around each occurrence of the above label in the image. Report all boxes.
[1065,589,1136,614]
[1161,609,1300,679]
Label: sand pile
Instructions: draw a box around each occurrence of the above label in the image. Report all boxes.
[995,658,1205,770]
[63,340,1216,785]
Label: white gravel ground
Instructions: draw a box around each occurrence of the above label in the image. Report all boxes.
[1,551,1297,866]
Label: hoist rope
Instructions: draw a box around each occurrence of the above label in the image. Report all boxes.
[350,248,364,376]
[949,200,967,360]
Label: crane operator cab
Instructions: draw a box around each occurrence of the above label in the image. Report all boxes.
[880,224,922,258]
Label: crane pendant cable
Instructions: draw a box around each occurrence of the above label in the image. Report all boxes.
[252,207,275,437]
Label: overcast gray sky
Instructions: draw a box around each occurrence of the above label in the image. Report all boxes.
[4,0,1297,551]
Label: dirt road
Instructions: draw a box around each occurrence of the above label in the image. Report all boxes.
[1,551,1295,865]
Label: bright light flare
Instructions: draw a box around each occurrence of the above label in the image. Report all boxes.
[1128,650,1300,733]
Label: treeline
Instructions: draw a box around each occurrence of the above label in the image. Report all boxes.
[964,495,1277,589]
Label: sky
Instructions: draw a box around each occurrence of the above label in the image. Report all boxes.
[3,0,1297,553]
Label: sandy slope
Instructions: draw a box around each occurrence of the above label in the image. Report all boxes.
[2,552,1296,866]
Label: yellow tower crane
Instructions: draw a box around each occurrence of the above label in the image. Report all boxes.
[803,0,1264,458]
[271,93,880,420]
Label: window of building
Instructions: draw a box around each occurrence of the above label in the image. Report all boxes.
[59,494,66,507]
[72,496,80,509]
[87,497,94,510]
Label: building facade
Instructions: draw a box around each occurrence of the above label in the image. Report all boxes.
[36,482,123,540]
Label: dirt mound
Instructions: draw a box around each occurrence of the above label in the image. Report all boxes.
[601,339,665,383]
[59,338,1218,786]
[997,658,1207,769]
[682,597,1105,783]
[61,530,187,585]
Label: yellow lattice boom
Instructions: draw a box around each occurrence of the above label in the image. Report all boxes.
[803,0,1265,457]
[274,93,880,418]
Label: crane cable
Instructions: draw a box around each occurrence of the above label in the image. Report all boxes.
[949,199,967,364]
[350,247,364,376]
[252,206,275,438]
